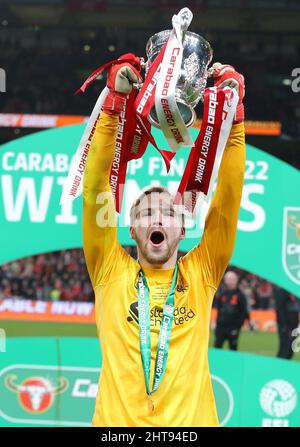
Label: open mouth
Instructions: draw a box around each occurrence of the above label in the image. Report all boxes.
[149,230,165,247]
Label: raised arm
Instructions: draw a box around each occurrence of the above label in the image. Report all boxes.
[83,61,141,288]
[83,112,120,288]
[199,121,245,289]
[187,63,246,290]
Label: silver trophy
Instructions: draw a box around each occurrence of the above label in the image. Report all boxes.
[145,20,213,129]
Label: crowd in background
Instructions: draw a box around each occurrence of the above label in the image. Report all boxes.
[0,247,285,310]
[215,266,275,310]
[0,24,300,143]
[0,250,93,302]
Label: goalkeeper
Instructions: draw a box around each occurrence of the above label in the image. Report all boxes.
[83,61,246,426]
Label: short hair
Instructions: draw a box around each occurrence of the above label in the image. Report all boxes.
[130,186,184,227]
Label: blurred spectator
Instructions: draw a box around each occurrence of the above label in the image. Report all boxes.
[275,288,300,360]
[0,249,94,302]
[214,271,248,351]
[257,281,273,310]
[215,266,277,311]
[0,248,298,308]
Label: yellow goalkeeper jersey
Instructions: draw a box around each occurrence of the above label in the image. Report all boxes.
[83,113,245,427]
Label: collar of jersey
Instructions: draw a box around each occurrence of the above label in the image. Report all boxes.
[140,264,175,284]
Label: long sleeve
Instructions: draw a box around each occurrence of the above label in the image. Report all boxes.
[275,289,288,329]
[83,112,129,288]
[237,292,248,328]
[185,122,246,290]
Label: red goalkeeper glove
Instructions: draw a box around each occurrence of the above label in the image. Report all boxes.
[211,62,245,123]
[103,55,142,115]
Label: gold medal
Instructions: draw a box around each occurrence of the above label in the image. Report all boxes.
[148,395,154,412]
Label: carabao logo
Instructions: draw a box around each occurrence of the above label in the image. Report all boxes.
[5,375,68,413]
[0,364,100,426]
[282,207,300,285]
[260,379,297,418]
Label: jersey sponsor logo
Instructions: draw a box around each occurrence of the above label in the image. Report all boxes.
[282,207,300,285]
[127,301,195,327]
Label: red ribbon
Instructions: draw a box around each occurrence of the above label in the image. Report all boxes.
[175,88,226,210]
[75,50,176,213]
[111,92,175,213]
[109,90,150,213]
[75,53,142,95]
[134,40,175,170]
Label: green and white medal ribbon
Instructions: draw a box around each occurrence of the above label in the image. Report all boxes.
[137,264,178,406]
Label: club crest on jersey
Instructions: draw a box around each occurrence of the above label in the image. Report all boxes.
[176,279,188,293]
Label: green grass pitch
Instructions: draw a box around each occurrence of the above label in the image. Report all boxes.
[1,320,300,362]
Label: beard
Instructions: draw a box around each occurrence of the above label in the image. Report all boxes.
[135,233,179,266]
